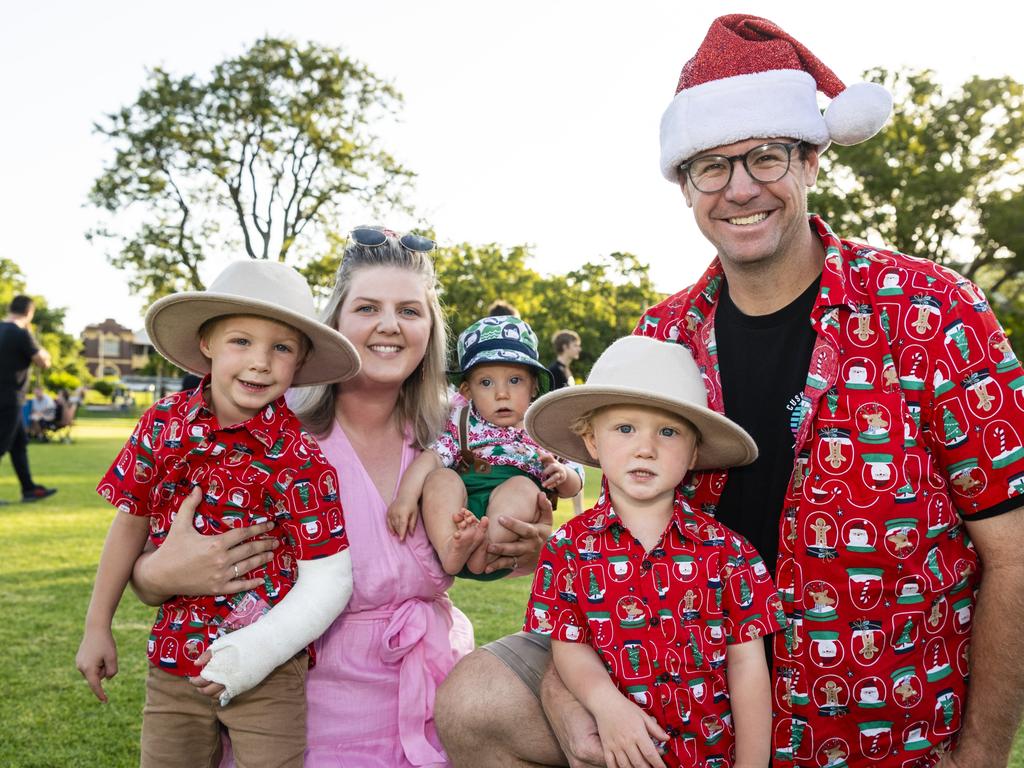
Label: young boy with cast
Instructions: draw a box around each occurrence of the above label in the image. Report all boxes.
[76,260,360,767]
[387,315,582,579]
[524,336,782,768]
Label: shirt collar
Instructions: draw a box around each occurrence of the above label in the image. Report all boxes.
[808,214,862,317]
[679,214,859,336]
[587,478,715,546]
[183,374,291,442]
[184,375,211,423]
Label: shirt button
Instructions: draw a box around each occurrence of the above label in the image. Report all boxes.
[641,560,652,571]
[649,616,660,627]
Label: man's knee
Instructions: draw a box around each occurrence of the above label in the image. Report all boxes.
[436,650,494,749]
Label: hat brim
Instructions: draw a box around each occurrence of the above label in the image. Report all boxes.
[525,385,757,470]
[145,293,360,387]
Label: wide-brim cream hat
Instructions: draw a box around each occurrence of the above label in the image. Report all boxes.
[145,260,360,387]
[525,335,757,470]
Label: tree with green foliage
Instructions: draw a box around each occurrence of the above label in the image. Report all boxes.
[433,244,661,377]
[88,37,412,302]
[809,69,1024,339]
[529,252,662,376]
[31,302,90,392]
[0,257,27,310]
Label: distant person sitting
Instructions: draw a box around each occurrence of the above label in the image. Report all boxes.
[0,295,57,502]
[29,386,57,439]
[485,298,520,318]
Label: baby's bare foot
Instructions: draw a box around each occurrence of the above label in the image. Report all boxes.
[440,509,487,575]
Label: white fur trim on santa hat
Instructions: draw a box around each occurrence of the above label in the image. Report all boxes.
[660,69,829,182]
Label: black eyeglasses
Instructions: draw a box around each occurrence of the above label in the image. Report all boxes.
[350,226,436,253]
[678,142,804,193]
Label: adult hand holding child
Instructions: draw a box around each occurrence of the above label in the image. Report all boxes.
[132,486,279,604]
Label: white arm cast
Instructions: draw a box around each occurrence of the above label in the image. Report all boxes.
[200,549,353,705]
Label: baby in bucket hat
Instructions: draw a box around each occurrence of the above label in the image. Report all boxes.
[78,260,361,761]
[522,336,782,768]
[387,315,583,580]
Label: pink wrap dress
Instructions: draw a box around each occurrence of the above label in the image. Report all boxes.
[304,421,475,767]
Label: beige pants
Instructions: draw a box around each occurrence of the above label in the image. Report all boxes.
[140,655,307,768]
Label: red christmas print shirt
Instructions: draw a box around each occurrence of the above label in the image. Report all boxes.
[635,215,1024,767]
[97,379,348,678]
[525,488,783,768]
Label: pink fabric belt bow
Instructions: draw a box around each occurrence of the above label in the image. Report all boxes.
[379,597,452,767]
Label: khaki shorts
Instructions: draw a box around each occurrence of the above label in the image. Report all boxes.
[140,654,307,768]
[481,631,551,699]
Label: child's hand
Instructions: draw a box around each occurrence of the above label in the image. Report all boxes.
[387,497,419,541]
[593,694,670,768]
[190,649,227,700]
[539,452,569,490]
[75,628,119,702]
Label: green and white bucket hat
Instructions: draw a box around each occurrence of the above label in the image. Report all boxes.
[451,316,553,394]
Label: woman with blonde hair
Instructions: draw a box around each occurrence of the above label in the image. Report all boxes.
[131,228,552,767]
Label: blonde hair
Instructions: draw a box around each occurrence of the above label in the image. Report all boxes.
[290,236,450,448]
[569,408,600,441]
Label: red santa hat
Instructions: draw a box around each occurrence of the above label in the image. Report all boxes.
[659,14,892,182]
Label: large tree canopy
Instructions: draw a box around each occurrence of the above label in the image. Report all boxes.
[88,37,411,301]
[810,68,1024,335]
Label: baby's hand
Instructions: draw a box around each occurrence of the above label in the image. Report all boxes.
[539,453,568,490]
[76,628,119,702]
[593,694,669,768]
[387,497,419,541]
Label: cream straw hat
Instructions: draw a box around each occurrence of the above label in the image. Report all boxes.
[525,336,757,469]
[145,260,360,387]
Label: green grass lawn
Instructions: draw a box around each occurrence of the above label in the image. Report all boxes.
[2,415,1022,767]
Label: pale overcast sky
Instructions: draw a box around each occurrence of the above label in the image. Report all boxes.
[3,1,1020,334]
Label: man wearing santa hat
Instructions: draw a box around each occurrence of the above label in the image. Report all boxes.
[436,15,1024,768]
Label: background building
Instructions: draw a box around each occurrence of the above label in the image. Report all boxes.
[81,319,153,378]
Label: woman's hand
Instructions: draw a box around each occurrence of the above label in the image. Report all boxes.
[484,491,553,576]
[130,486,279,604]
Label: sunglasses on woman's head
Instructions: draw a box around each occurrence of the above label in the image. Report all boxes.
[350,227,436,253]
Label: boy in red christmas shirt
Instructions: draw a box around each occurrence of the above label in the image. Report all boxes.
[524,336,783,768]
[76,260,361,766]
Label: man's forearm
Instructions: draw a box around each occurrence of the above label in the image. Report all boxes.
[953,559,1024,766]
[539,656,605,767]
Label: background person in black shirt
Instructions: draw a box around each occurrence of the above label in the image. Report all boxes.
[0,295,57,502]
[546,329,580,392]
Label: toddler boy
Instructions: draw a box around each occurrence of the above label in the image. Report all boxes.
[524,336,783,768]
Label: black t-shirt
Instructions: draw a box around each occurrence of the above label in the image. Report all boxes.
[712,277,820,576]
[547,360,570,390]
[0,321,38,408]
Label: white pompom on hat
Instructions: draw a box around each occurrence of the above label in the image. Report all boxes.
[659,14,893,182]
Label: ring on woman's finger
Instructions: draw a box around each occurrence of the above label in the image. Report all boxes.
[233,564,239,579]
